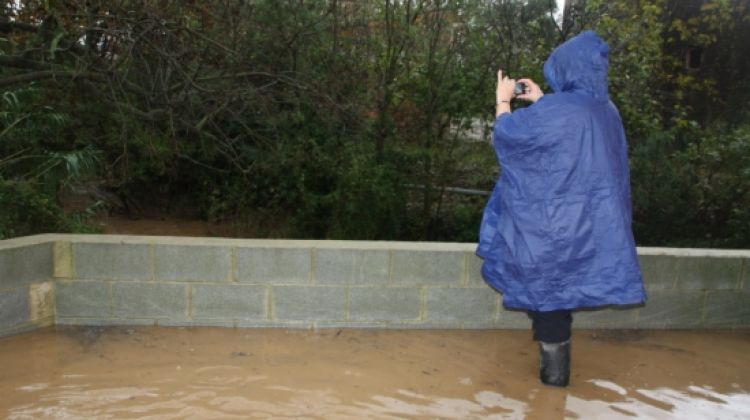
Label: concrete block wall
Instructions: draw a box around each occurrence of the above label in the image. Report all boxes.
[0,234,748,337]
[50,236,512,330]
[0,237,55,337]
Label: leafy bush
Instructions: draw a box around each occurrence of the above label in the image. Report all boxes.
[0,180,67,239]
[326,157,406,240]
[1,0,747,247]
[631,124,750,248]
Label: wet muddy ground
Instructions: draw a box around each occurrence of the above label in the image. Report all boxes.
[0,327,748,419]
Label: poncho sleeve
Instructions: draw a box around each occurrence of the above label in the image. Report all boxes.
[493,96,588,165]
[492,95,595,202]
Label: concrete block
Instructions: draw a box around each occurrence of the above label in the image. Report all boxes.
[56,281,111,318]
[391,250,464,285]
[0,288,29,331]
[466,253,486,287]
[703,291,750,328]
[0,323,40,338]
[574,306,639,328]
[272,286,346,321]
[742,259,749,290]
[386,321,466,330]
[315,249,389,285]
[237,247,310,284]
[314,321,386,329]
[426,288,497,324]
[155,245,231,282]
[460,321,503,329]
[462,319,530,329]
[192,284,267,320]
[29,282,54,322]
[636,290,705,328]
[74,243,150,280]
[56,318,156,327]
[53,241,73,278]
[638,254,677,291]
[157,319,236,328]
[236,320,313,329]
[349,287,421,322]
[0,243,52,289]
[675,257,742,290]
[497,308,533,329]
[112,282,188,319]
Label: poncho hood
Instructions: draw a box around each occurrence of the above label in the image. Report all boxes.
[543,30,610,100]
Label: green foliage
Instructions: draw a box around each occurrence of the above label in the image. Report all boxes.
[631,123,750,248]
[0,83,103,237]
[0,0,747,247]
[0,180,67,239]
[327,157,406,240]
[630,129,695,245]
[682,124,750,247]
[584,0,667,139]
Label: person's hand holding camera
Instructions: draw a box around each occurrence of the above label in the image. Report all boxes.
[496,70,544,117]
[514,78,544,103]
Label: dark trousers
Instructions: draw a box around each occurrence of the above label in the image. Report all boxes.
[530,310,572,343]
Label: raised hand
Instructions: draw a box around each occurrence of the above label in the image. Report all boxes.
[515,78,544,103]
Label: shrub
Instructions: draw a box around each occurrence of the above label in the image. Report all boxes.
[0,180,68,239]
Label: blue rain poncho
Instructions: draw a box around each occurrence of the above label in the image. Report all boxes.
[477,31,647,311]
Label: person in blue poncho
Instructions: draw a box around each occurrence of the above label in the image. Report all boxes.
[477,31,647,387]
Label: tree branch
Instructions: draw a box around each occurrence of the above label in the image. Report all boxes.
[0,70,106,88]
[104,100,167,121]
[0,21,38,34]
[0,55,48,70]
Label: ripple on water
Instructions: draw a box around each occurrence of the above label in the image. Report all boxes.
[568,381,750,419]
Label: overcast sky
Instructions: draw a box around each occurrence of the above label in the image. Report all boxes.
[555,0,566,21]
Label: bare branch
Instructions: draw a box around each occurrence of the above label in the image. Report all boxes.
[0,70,105,88]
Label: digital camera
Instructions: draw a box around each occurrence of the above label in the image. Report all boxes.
[514,82,527,96]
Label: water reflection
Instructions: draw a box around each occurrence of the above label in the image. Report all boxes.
[2,328,748,419]
[357,389,528,419]
[9,380,749,419]
[566,380,750,419]
[10,384,528,419]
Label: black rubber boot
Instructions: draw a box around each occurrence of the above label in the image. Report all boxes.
[539,339,570,387]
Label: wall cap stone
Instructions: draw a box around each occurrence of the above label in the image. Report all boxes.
[1,234,477,251]
[4,234,749,257]
[637,247,750,258]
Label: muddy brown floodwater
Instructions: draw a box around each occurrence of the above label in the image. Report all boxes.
[0,327,748,419]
